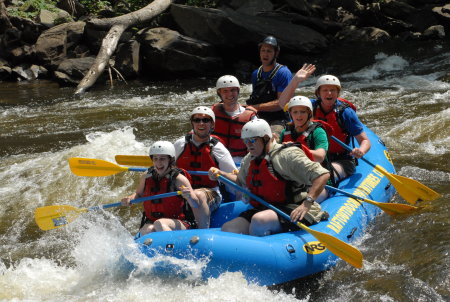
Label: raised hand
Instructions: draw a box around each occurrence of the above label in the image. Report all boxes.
[294,63,316,82]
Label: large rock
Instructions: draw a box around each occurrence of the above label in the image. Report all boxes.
[115,40,140,79]
[137,27,223,79]
[56,56,95,79]
[35,21,85,69]
[170,4,328,56]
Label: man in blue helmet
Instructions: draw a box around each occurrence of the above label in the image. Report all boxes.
[247,36,292,137]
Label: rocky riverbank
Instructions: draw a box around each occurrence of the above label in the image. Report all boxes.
[1,0,449,88]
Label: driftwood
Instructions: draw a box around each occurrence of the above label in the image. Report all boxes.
[75,0,172,95]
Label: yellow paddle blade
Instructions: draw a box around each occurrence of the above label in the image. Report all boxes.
[35,205,87,231]
[69,157,129,177]
[360,198,419,216]
[115,155,152,166]
[375,165,441,204]
[297,222,363,268]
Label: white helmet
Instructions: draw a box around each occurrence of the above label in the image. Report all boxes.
[190,106,215,122]
[315,75,341,96]
[241,119,272,139]
[216,75,240,90]
[149,141,176,158]
[287,96,313,112]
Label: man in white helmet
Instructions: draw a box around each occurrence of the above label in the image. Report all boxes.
[246,36,292,136]
[121,141,201,235]
[174,106,237,228]
[279,65,371,185]
[212,75,257,163]
[209,119,329,236]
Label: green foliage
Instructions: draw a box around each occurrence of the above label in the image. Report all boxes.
[7,0,57,19]
[79,0,111,15]
[186,0,218,8]
[124,0,149,11]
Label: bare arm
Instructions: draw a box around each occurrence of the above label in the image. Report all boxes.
[351,132,371,158]
[121,173,146,206]
[310,148,326,163]
[177,174,200,208]
[279,64,316,110]
[290,172,330,222]
[251,98,282,112]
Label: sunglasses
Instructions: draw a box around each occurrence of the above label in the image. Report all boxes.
[243,137,258,144]
[192,118,212,123]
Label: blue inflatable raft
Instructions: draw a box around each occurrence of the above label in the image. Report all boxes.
[134,126,396,286]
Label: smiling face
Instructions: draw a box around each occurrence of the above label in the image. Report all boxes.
[218,87,239,109]
[152,154,171,176]
[289,105,311,129]
[259,44,277,67]
[191,113,214,141]
[318,84,340,111]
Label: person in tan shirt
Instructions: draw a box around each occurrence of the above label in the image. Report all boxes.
[209,119,329,236]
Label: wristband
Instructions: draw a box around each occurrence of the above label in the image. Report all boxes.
[304,196,315,205]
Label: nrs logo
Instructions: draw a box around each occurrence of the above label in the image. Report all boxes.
[303,241,327,254]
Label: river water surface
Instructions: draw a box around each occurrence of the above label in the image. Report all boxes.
[0,47,449,301]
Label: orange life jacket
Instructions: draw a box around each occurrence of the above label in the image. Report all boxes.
[212,103,257,157]
[176,134,220,188]
[142,167,192,222]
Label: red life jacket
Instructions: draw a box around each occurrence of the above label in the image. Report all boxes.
[246,145,309,207]
[246,155,288,208]
[313,98,356,154]
[212,103,257,157]
[281,120,334,161]
[142,167,192,222]
[176,134,220,188]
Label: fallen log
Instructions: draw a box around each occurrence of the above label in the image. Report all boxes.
[75,0,172,95]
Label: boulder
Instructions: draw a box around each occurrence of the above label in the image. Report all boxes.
[336,26,391,44]
[35,21,85,69]
[137,27,223,79]
[423,25,445,39]
[170,4,328,57]
[218,0,274,16]
[54,70,78,86]
[115,40,140,79]
[38,9,74,28]
[12,64,35,80]
[56,56,96,79]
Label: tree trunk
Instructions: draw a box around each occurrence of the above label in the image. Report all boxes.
[75,0,172,95]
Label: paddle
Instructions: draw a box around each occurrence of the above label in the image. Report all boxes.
[330,136,441,204]
[69,157,147,176]
[69,158,213,179]
[215,174,363,269]
[325,185,418,216]
[115,155,152,166]
[35,191,181,231]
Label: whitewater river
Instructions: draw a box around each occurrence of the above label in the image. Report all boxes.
[0,48,449,301]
